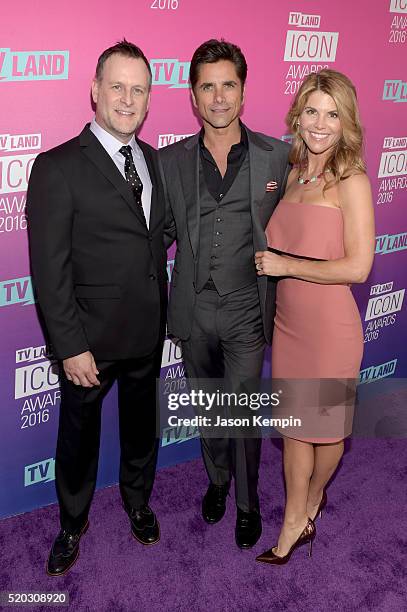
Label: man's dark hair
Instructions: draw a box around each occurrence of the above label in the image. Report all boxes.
[95,39,152,87]
[189,39,247,90]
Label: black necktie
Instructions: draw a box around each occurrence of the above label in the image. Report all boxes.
[119,145,144,216]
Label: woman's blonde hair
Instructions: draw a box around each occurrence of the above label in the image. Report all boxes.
[286,69,366,189]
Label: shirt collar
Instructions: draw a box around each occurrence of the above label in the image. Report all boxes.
[90,118,141,159]
[199,121,248,151]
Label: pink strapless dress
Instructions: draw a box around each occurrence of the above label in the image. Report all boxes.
[266,200,363,442]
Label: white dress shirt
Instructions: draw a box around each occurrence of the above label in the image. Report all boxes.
[90,118,152,227]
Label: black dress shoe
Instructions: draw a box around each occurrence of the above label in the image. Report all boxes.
[235,508,262,549]
[127,505,160,545]
[46,521,89,576]
[202,483,230,524]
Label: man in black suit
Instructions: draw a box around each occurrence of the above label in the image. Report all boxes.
[160,40,290,549]
[27,40,167,576]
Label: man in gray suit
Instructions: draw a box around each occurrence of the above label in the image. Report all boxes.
[160,39,290,549]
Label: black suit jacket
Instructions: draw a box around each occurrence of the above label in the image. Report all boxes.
[159,125,291,343]
[27,124,167,360]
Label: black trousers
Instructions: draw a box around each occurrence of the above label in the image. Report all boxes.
[55,350,161,532]
[181,283,265,513]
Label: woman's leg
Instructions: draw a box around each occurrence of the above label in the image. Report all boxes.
[274,437,314,556]
[306,441,344,519]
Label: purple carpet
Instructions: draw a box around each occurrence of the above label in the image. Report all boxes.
[0,439,406,612]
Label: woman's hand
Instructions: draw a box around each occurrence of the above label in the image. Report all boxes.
[255,251,290,277]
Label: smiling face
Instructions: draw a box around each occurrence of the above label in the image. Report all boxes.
[91,53,151,143]
[298,90,342,156]
[191,60,245,131]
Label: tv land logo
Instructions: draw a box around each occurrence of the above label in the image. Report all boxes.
[16,344,50,364]
[382,80,407,102]
[284,12,338,62]
[24,458,55,486]
[288,12,321,28]
[375,233,407,254]
[157,133,194,148]
[383,136,407,150]
[161,423,199,447]
[0,142,38,194]
[376,137,407,204]
[283,12,337,95]
[15,347,59,400]
[0,133,41,153]
[0,276,35,307]
[359,359,397,384]
[389,0,407,14]
[0,132,39,232]
[389,1,406,44]
[365,285,404,321]
[16,345,61,432]
[0,49,69,82]
[150,59,190,88]
[364,281,404,343]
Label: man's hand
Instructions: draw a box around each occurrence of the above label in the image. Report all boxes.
[63,351,100,388]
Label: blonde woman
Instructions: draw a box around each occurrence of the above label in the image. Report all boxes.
[254,69,375,565]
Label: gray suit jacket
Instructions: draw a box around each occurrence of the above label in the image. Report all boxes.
[159,125,291,343]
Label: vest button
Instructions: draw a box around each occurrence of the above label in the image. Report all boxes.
[214,243,219,247]
[216,218,222,222]
[149,274,156,280]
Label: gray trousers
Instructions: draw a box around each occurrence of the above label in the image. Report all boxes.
[181,282,265,512]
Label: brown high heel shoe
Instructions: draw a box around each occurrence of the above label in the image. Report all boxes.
[255,518,316,565]
[310,490,327,521]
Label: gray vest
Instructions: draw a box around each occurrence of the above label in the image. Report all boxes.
[196,153,257,295]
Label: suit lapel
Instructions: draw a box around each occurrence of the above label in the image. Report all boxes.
[182,134,200,259]
[137,138,159,233]
[79,125,147,228]
[246,126,276,251]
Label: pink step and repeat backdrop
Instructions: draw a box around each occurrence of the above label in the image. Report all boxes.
[0,1,406,518]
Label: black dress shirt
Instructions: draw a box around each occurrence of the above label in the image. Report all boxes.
[199,125,248,202]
